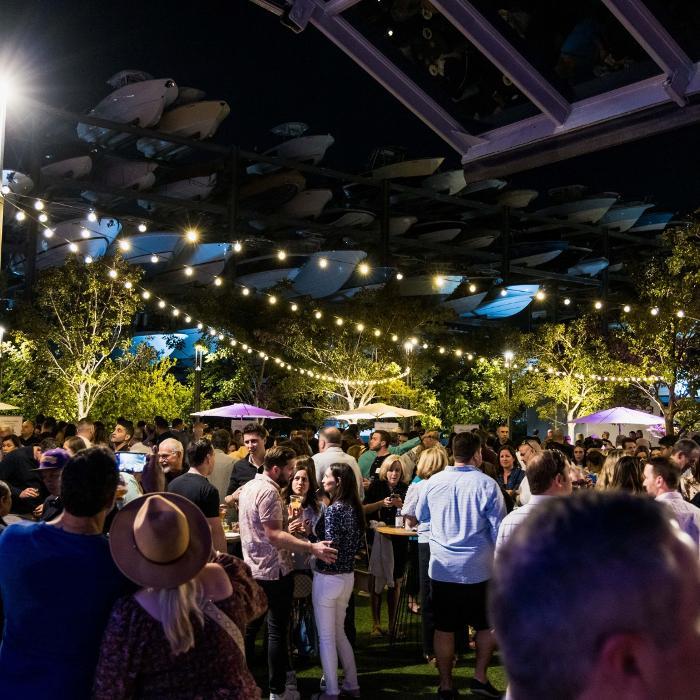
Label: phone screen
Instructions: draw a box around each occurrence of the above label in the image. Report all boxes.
[115,452,148,474]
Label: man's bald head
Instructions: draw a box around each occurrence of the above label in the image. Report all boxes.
[319,427,342,447]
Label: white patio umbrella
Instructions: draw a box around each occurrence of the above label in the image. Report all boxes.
[330,402,422,421]
[571,406,664,434]
[0,401,19,411]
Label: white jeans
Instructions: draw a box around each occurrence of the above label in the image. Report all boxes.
[312,572,358,695]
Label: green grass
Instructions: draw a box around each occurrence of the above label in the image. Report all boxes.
[250,592,507,698]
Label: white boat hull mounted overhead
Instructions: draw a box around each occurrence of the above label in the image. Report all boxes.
[321,209,376,228]
[12,216,122,273]
[247,134,335,175]
[77,78,178,147]
[442,291,489,316]
[2,170,33,195]
[41,156,93,180]
[422,169,466,195]
[161,242,232,285]
[236,268,300,291]
[628,211,674,233]
[138,174,217,212]
[81,159,157,204]
[292,250,367,298]
[398,275,463,296]
[111,231,185,265]
[497,189,538,209]
[567,257,609,277]
[385,216,418,236]
[468,285,540,319]
[136,100,231,158]
[534,196,617,224]
[280,189,333,219]
[370,157,444,180]
[599,203,654,231]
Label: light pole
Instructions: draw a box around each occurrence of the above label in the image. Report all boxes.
[0,77,9,271]
[193,344,204,414]
[504,350,514,436]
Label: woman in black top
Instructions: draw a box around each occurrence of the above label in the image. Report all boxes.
[363,455,409,637]
[313,463,364,699]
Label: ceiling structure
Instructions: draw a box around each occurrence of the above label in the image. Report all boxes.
[252,0,700,177]
[3,0,697,343]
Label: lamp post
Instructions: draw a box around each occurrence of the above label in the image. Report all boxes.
[0,78,9,271]
[193,344,204,414]
[503,350,514,436]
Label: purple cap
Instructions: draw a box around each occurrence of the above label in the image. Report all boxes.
[36,448,70,471]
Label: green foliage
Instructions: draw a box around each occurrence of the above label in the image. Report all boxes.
[613,226,700,434]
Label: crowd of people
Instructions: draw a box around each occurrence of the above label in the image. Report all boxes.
[1,413,700,699]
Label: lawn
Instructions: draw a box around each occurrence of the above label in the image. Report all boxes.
[250,591,508,698]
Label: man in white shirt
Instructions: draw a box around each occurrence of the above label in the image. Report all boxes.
[643,455,700,553]
[496,449,572,554]
[313,427,363,499]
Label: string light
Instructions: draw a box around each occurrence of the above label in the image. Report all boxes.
[108,269,118,279]
[38,213,48,223]
[356,323,365,332]
[213,277,222,287]
[563,298,571,306]
[84,255,93,264]
[358,262,370,275]
[677,310,686,318]
[291,303,298,311]
[118,239,131,251]
[81,228,90,238]
[277,250,287,261]
[396,272,403,280]
[336,318,344,326]
[142,291,151,300]
[623,305,631,313]
[314,311,322,319]
[468,283,477,293]
[185,229,198,243]
[500,289,508,297]
[242,287,250,296]
[158,300,166,308]
[535,290,546,301]
[43,228,54,238]
[138,223,148,233]
[184,267,194,277]
[233,241,242,253]
[87,211,98,222]
[68,242,78,253]
[269,295,277,304]
[650,307,659,316]
[14,211,25,222]
[150,255,159,263]
[34,200,44,211]
[594,301,603,310]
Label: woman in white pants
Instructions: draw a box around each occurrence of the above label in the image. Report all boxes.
[312,463,365,699]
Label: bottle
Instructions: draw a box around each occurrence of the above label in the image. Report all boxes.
[395,507,404,529]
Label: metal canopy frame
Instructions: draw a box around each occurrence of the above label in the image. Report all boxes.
[255,0,700,174]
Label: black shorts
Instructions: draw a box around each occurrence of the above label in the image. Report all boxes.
[431,578,490,632]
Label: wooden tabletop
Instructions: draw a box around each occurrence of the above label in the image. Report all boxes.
[376,525,417,537]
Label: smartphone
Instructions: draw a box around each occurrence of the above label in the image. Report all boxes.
[116,452,148,474]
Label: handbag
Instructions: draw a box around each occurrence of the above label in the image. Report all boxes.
[203,600,246,659]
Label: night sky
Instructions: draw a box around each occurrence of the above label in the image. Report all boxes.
[3,0,700,214]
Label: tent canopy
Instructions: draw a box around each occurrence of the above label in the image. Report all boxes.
[191,403,288,419]
[572,407,664,427]
[331,402,422,421]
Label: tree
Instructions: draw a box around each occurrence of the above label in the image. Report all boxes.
[13,255,145,419]
[614,226,700,435]
[518,318,619,435]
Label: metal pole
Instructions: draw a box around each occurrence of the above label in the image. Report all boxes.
[194,347,202,414]
[0,93,6,272]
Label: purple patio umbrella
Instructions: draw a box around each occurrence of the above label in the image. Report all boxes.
[191,403,289,419]
[571,407,664,433]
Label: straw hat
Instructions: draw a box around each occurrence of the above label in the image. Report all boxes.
[109,493,212,588]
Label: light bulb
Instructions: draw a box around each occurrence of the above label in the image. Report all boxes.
[158,300,166,309]
[34,200,44,211]
[242,287,250,296]
[435,275,444,287]
[314,311,322,319]
[439,347,445,354]
[185,315,191,323]
[38,213,48,223]
[172,308,179,316]
[184,266,193,276]
[291,303,298,311]
[43,228,54,238]
[318,257,328,269]
[269,296,277,305]
[15,211,25,222]
[214,277,222,287]
[68,242,78,252]
[108,269,118,279]
[138,223,147,233]
[277,250,287,261]
[87,211,97,222]
[124,281,133,289]
[150,255,158,263]
[563,298,571,306]
[81,228,90,238]
[358,262,370,275]
[535,290,545,300]
[84,256,93,264]
[336,318,344,326]
[623,304,631,313]
[142,291,151,300]
[356,323,365,332]
[677,310,686,318]
[233,241,242,253]
[500,289,508,297]
[391,334,398,342]
[650,307,659,316]
[468,283,477,293]
[594,301,603,310]
[396,272,403,280]
[197,323,203,330]
[373,329,381,337]
[185,229,198,243]
[118,239,131,251]
[0,185,9,195]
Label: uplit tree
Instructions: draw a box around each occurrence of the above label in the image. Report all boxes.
[614,227,700,435]
[14,255,145,419]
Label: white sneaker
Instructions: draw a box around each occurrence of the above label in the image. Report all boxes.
[270,690,300,700]
[320,675,326,691]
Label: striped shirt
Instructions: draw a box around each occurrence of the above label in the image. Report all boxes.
[416,465,506,584]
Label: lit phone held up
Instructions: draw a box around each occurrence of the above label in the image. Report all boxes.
[115,452,148,474]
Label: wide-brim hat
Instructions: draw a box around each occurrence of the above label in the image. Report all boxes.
[109,492,212,588]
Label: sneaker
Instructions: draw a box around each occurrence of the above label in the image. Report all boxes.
[469,678,502,698]
[286,671,298,691]
[270,690,300,700]
[319,675,326,692]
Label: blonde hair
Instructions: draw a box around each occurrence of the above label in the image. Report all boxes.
[379,454,407,483]
[157,578,205,655]
[416,446,448,479]
[595,449,624,490]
